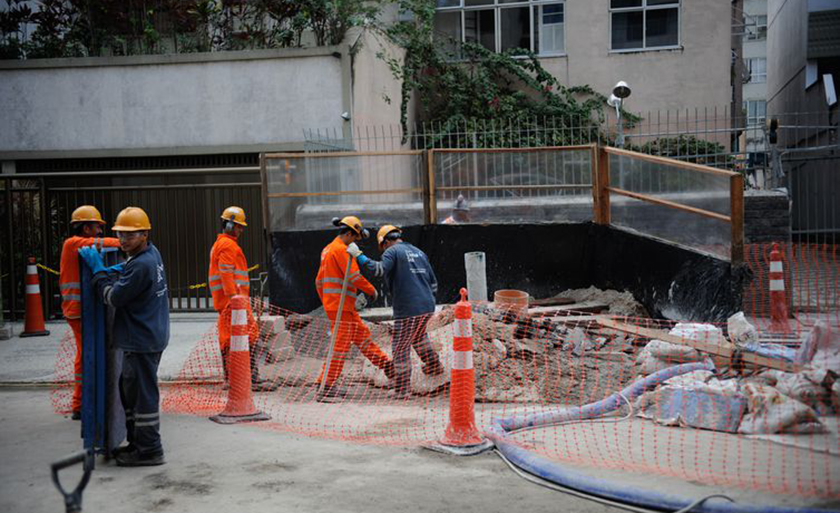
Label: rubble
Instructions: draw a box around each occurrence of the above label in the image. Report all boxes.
[555,286,649,317]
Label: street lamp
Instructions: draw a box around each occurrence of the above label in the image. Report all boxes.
[607,81,632,148]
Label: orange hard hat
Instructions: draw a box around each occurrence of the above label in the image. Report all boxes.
[221,206,247,227]
[377,225,401,247]
[70,205,106,225]
[112,207,151,232]
[332,216,368,238]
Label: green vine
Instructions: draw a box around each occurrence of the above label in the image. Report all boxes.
[377,0,639,148]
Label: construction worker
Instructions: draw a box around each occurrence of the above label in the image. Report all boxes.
[208,206,266,390]
[314,216,394,401]
[79,207,169,467]
[442,194,470,224]
[348,225,443,399]
[59,205,122,420]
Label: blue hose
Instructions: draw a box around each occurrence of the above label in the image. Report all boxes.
[489,362,833,513]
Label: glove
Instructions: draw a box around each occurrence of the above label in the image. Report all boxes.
[346,243,363,259]
[355,293,368,311]
[106,263,125,274]
[78,246,106,275]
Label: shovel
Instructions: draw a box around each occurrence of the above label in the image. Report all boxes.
[51,448,94,513]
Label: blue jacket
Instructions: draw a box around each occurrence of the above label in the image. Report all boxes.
[92,243,170,353]
[359,242,437,319]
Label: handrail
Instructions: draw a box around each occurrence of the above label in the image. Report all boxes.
[603,146,739,178]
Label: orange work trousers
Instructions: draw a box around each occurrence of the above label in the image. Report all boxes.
[68,318,83,413]
[317,309,390,387]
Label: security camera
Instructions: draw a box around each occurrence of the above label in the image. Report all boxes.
[612,81,631,99]
[340,111,351,121]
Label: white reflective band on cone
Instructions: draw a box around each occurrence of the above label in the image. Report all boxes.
[26,284,40,294]
[230,335,249,352]
[27,265,37,274]
[770,261,783,273]
[454,318,472,338]
[452,350,473,370]
[231,309,248,326]
[770,279,785,291]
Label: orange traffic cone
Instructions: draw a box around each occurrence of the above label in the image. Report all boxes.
[21,257,50,338]
[769,243,790,333]
[210,295,270,424]
[428,288,492,455]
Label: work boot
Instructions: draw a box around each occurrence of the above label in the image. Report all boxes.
[382,361,396,381]
[422,360,444,377]
[316,383,348,403]
[111,444,136,457]
[115,449,165,467]
[71,410,81,421]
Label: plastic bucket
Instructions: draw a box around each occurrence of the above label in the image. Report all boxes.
[493,289,529,316]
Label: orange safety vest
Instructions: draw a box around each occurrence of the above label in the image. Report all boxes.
[315,237,375,312]
[59,236,121,319]
[208,233,250,312]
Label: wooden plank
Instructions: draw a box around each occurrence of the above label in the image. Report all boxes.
[730,173,745,265]
[608,187,731,223]
[428,150,438,224]
[437,184,591,192]
[595,146,610,224]
[597,318,801,373]
[603,147,739,178]
[263,150,423,158]
[529,297,576,307]
[268,188,421,198]
[431,145,596,154]
[529,302,610,316]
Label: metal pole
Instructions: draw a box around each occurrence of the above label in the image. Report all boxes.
[317,256,353,397]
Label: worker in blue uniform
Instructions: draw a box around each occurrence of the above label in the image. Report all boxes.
[79,206,169,467]
[347,225,443,399]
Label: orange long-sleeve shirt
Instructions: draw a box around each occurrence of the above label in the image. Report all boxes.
[208,233,250,312]
[59,236,121,319]
[315,237,375,312]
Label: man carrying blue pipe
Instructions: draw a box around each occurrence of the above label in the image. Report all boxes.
[347,225,443,399]
[79,206,169,467]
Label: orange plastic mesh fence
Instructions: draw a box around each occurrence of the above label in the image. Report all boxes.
[50,295,839,499]
[50,328,76,414]
[160,299,838,499]
[744,243,839,332]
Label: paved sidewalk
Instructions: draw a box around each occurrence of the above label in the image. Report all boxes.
[0,313,216,383]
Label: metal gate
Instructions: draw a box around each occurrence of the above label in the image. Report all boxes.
[1,167,265,319]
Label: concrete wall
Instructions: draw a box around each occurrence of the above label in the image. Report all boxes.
[540,0,731,114]
[766,0,809,115]
[0,49,348,158]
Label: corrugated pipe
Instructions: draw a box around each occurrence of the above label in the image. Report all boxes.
[487,361,832,513]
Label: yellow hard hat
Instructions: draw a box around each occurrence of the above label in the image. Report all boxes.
[377,225,401,247]
[332,216,368,237]
[221,206,247,227]
[70,205,106,225]
[112,207,151,232]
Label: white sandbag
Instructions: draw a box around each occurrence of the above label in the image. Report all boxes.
[738,382,825,434]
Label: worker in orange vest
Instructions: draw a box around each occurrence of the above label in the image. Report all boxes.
[208,206,266,390]
[315,216,394,401]
[59,205,122,420]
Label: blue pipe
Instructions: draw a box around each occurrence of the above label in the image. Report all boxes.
[489,362,833,513]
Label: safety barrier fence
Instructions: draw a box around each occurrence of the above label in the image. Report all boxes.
[263,145,744,263]
[51,297,839,503]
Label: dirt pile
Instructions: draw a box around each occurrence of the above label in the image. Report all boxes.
[556,286,649,317]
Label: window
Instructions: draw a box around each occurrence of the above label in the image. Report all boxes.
[744,100,766,127]
[745,14,767,41]
[746,58,766,84]
[434,1,565,56]
[610,0,679,51]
